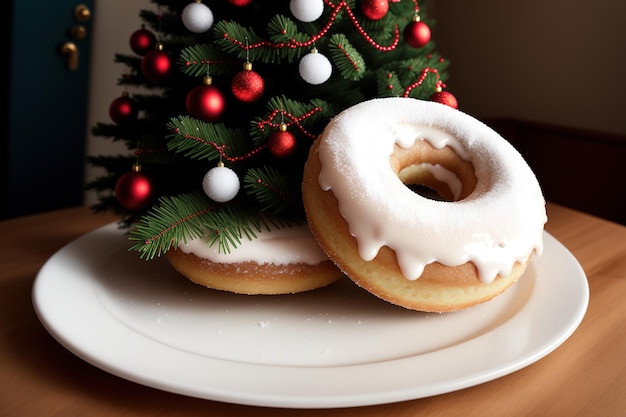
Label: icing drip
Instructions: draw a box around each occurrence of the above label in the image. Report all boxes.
[177,224,329,265]
[424,163,463,200]
[317,98,546,283]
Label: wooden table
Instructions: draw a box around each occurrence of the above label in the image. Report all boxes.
[1,203,624,416]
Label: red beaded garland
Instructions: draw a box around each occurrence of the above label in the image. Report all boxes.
[222,1,400,52]
[257,107,322,140]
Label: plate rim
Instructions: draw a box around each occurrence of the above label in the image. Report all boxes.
[32,223,589,408]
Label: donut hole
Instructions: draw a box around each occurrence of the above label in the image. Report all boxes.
[407,184,446,201]
[391,141,477,202]
[399,164,455,201]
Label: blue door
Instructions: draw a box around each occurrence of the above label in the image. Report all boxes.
[3,1,94,218]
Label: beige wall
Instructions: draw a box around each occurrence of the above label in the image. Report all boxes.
[431,0,626,135]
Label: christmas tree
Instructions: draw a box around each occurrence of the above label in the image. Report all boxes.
[87,0,455,261]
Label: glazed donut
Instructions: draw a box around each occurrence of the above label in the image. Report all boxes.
[302,97,547,312]
[167,224,343,295]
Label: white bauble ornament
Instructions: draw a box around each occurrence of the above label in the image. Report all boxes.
[202,163,240,202]
[290,0,324,22]
[299,48,332,85]
[182,1,214,33]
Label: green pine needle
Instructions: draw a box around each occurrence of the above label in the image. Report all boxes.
[250,96,333,146]
[166,116,249,163]
[328,34,366,81]
[129,191,213,259]
[212,21,263,61]
[178,44,234,77]
[128,190,303,259]
[377,70,404,97]
[244,166,302,215]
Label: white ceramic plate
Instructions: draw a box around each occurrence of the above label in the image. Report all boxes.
[32,224,588,408]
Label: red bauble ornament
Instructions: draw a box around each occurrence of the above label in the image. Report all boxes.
[109,92,138,124]
[228,0,253,6]
[141,45,172,83]
[403,19,431,48]
[431,91,459,109]
[362,0,389,20]
[231,62,265,103]
[129,27,156,56]
[114,164,155,211]
[268,124,297,158]
[186,76,226,122]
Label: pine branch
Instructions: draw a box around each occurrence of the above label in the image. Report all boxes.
[85,154,135,171]
[178,43,237,77]
[129,191,214,259]
[113,53,141,70]
[244,166,303,215]
[166,116,250,163]
[250,96,333,146]
[328,34,366,81]
[266,15,310,62]
[138,8,186,36]
[378,55,450,99]
[377,71,404,97]
[128,190,303,259]
[212,20,265,61]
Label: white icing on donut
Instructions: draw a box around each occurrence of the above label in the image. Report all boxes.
[177,224,329,265]
[317,97,546,283]
[424,163,463,200]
